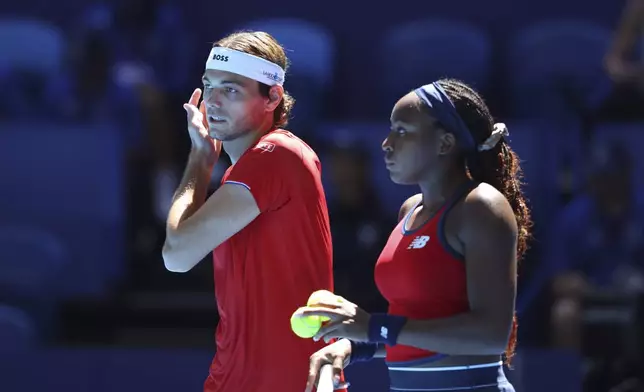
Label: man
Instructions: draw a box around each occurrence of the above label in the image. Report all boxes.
[162,31,336,392]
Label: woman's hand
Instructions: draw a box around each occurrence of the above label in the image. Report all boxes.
[296,296,371,343]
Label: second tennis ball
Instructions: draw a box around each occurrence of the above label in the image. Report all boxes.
[290,308,322,338]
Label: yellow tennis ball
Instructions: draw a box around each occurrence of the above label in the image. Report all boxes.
[290,311,322,338]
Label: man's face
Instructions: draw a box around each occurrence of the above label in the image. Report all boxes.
[201,70,269,141]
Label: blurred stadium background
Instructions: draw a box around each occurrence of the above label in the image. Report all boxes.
[1,0,644,390]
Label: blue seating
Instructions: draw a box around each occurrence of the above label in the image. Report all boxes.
[0,225,69,300]
[239,18,335,87]
[0,19,65,118]
[503,119,575,233]
[0,18,64,74]
[503,121,545,198]
[592,122,644,188]
[506,20,613,119]
[0,305,36,352]
[0,121,126,299]
[237,19,336,133]
[378,19,493,112]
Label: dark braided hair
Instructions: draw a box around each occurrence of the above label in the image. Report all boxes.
[437,78,532,365]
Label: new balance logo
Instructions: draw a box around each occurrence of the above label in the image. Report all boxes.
[408,235,430,249]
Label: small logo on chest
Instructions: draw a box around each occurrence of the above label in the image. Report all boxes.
[408,235,430,249]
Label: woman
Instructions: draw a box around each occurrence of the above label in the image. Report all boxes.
[300,79,532,392]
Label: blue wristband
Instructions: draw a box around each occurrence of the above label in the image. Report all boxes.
[368,313,407,346]
[349,340,381,366]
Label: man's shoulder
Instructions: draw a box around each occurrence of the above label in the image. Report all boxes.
[263,129,309,147]
[256,129,319,162]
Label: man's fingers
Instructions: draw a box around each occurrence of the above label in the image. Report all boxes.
[199,101,208,128]
[183,103,199,118]
[188,88,202,107]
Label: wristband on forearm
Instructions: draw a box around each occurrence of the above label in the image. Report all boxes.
[367,313,408,346]
[348,340,381,365]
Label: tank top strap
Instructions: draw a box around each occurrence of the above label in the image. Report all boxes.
[402,180,478,235]
[443,180,479,213]
[437,180,479,261]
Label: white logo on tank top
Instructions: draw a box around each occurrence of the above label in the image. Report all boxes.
[408,235,430,249]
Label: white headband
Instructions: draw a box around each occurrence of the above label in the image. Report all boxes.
[205,47,285,86]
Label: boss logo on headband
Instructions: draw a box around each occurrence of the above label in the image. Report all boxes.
[212,54,229,62]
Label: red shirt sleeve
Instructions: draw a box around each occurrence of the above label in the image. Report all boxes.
[223,141,293,213]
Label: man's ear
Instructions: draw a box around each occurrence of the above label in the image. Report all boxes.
[266,85,283,112]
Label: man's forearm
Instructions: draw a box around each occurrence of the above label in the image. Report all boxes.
[166,149,215,232]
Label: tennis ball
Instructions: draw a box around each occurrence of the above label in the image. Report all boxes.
[290,309,322,338]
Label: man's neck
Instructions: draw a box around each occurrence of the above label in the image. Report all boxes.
[224,128,273,164]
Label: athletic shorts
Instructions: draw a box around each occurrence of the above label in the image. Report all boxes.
[387,360,515,391]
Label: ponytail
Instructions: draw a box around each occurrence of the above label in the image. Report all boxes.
[468,142,531,261]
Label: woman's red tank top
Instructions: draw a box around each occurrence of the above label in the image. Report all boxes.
[374,184,473,365]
